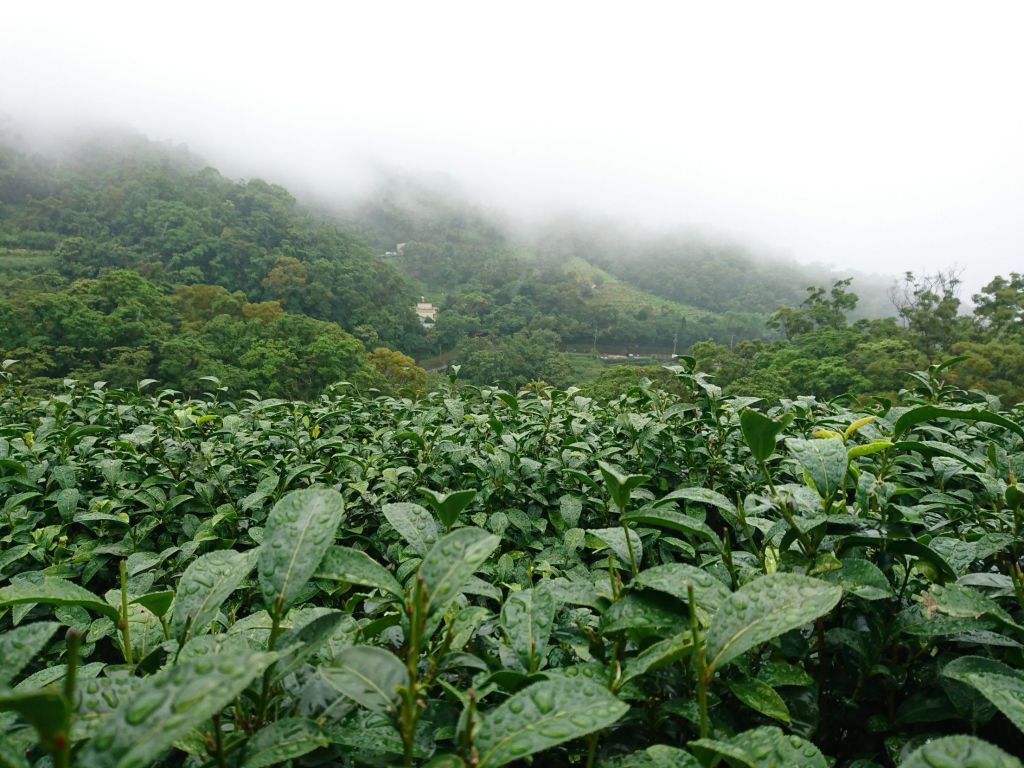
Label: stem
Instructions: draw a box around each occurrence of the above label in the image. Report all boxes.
[815,617,829,746]
[585,733,599,768]
[688,585,709,739]
[212,714,227,768]
[722,530,737,591]
[55,629,82,768]
[736,495,767,573]
[119,559,134,667]
[608,555,622,601]
[621,522,639,578]
[255,595,284,728]
[400,577,427,767]
[1009,559,1024,615]
[461,690,477,763]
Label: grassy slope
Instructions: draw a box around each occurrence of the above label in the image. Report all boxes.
[560,255,717,322]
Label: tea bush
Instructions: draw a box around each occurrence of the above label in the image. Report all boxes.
[1,361,1023,766]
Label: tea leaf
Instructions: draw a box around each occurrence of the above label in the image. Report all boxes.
[706,574,842,672]
[475,678,629,768]
[0,574,120,622]
[171,549,257,641]
[382,502,439,556]
[899,735,1022,768]
[78,650,277,768]
[243,718,330,768]
[259,488,345,613]
[314,546,403,598]
[419,527,500,627]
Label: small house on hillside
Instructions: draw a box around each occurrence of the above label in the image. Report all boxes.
[413,297,438,326]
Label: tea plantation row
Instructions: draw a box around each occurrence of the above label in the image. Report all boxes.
[1,362,1023,766]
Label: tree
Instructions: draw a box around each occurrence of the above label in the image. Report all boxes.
[768,278,857,339]
[889,269,964,359]
[366,347,427,394]
[973,273,1024,339]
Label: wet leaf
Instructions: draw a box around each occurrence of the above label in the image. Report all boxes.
[501,581,556,672]
[382,502,438,556]
[705,574,842,672]
[259,488,346,613]
[314,546,403,598]
[899,735,1022,768]
[313,645,407,714]
[475,678,629,768]
[78,650,277,768]
[170,549,257,642]
[243,718,329,768]
[0,622,60,687]
[0,574,120,622]
[419,527,500,628]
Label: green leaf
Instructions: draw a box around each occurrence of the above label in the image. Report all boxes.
[728,679,791,723]
[621,509,720,546]
[243,718,329,768]
[0,689,68,752]
[314,546,403,598]
[756,660,814,688]
[74,671,144,741]
[500,581,556,672]
[691,726,826,768]
[0,622,60,687]
[894,405,1024,441]
[602,592,688,637]
[899,735,1022,768]
[920,584,1020,629]
[474,678,629,768]
[317,645,408,714]
[633,564,731,626]
[382,502,439,556]
[586,527,645,570]
[956,672,1024,735]
[598,461,649,511]
[130,590,174,618]
[818,558,893,601]
[620,632,694,686]
[611,745,701,768]
[705,574,842,672]
[170,549,257,642]
[78,650,277,768]
[271,610,351,683]
[786,437,848,500]
[740,410,785,462]
[660,487,735,515]
[419,488,477,530]
[941,656,1024,725]
[847,440,894,459]
[259,488,346,613]
[419,527,500,628]
[0,574,120,622]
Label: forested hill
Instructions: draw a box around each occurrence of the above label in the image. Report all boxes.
[0,135,423,346]
[5,133,1019,402]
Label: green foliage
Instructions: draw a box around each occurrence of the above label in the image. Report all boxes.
[1,360,1024,765]
[704,574,842,672]
[258,489,346,614]
[473,678,629,768]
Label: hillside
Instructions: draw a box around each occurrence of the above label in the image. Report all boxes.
[2,133,1021,401]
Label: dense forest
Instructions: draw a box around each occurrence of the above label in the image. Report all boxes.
[1,133,1022,405]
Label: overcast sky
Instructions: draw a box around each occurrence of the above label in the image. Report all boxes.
[2,1,1022,296]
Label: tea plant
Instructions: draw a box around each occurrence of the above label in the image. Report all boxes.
[1,363,1023,766]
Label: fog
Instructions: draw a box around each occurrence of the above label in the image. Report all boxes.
[3,1,1022,296]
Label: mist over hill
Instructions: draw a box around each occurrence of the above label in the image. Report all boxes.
[0,128,1020,402]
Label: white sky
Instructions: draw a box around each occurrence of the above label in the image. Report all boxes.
[2,0,1022,296]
